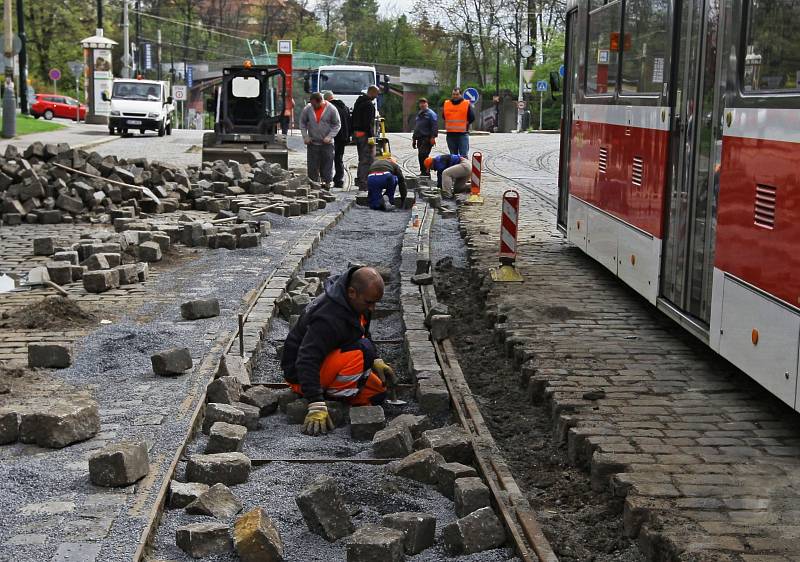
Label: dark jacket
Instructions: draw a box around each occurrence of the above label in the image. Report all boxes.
[351,94,376,135]
[442,98,475,133]
[413,108,439,140]
[329,98,351,144]
[369,158,407,202]
[432,154,464,188]
[282,267,372,403]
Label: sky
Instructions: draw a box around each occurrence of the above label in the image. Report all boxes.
[378,0,418,16]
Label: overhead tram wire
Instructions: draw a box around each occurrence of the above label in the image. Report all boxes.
[105,0,265,43]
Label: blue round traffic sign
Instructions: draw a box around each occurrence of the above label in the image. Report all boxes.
[463,87,479,103]
[49,68,61,81]
[559,64,565,77]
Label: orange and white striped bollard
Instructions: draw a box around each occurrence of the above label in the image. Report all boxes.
[466,151,484,204]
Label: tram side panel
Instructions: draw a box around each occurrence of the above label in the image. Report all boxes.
[708,108,800,410]
[566,104,669,304]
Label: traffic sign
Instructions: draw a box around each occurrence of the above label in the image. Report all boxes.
[0,34,22,55]
[144,43,153,70]
[536,80,548,92]
[172,85,187,101]
[559,64,566,77]
[49,68,61,81]
[67,61,83,77]
[186,65,193,88]
[522,70,535,84]
[517,100,526,110]
[463,87,479,103]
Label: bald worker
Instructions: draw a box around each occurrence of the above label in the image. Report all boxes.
[282,266,396,435]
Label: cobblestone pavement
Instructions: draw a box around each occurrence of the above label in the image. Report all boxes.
[0,131,359,561]
[386,132,800,561]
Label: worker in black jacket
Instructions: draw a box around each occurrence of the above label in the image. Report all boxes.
[282,266,396,435]
[351,85,379,189]
[323,91,351,189]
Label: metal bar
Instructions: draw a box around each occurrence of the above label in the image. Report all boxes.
[238,313,245,357]
[251,457,398,466]
[132,331,231,562]
[416,204,557,562]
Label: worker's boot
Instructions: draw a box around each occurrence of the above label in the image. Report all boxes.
[382,195,395,211]
[321,182,330,190]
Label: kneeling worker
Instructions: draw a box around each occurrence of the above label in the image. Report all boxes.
[367,155,407,211]
[425,154,470,197]
[281,266,396,435]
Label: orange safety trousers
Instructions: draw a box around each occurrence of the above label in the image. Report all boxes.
[287,343,387,406]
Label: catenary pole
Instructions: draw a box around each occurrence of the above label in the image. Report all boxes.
[122,0,130,78]
[16,0,26,114]
[456,39,462,89]
[2,0,16,138]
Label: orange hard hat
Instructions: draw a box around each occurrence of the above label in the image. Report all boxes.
[424,157,433,170]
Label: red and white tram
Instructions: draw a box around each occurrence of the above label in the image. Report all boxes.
[557,0,800,411]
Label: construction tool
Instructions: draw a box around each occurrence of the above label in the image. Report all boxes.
[384,374,406,406]
[373,117,392,158]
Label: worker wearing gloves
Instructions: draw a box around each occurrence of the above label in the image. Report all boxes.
[367,155,407,211]
[299,92,341,189]
[282,266,396,436]
[425,153,469,197]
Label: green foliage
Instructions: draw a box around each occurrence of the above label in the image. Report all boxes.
[529,33,565,130]
[24,0,99,90]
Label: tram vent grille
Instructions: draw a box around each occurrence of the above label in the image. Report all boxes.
[598,146,609,174]
[632,156,644,187]
[754,184,777,229]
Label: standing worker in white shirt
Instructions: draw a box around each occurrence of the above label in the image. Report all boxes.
[299,92,341,189]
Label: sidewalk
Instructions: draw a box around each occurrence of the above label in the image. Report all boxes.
[0,121,116,153]
[457,166,800,560]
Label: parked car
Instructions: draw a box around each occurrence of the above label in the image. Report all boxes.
[30,94,87,121]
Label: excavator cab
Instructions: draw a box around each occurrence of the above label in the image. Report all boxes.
[202,64,289,168]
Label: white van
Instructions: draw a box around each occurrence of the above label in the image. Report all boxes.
[106,79,174,136]
[304,65,382,112]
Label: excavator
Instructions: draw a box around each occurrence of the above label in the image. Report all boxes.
[202,62,290,168]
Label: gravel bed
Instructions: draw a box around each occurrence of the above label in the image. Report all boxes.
[146,202,518,560]
[151,461,519,561]
[253,205,412,385]
[0,197,351,562]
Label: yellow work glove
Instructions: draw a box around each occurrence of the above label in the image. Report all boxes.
[372,358,395,385]
[367,137,376,146]
[302,402,335,436]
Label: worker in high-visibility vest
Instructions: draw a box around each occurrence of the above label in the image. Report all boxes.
[282,266,396,435]
[442,88,475,157]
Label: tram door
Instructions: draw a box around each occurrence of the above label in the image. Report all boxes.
[557,9,579,230]
[661,0,722,323]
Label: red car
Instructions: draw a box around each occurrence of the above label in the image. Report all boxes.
[30,94,87,121]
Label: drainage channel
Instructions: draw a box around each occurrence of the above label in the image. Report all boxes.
[139,190,528,560]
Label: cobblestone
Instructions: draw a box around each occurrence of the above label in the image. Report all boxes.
[456,133,800,560]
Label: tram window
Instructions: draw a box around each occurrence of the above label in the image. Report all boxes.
[586,1,621,95]
[744,0,800,92]
[620,0,669,94]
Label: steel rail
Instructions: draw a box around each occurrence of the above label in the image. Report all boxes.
[133,156,359,561]
[416,203,560,562]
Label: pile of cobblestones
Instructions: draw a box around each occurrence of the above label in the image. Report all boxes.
[0,140,334,228]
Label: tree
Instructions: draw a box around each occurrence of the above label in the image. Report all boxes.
[25,0,96,87]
